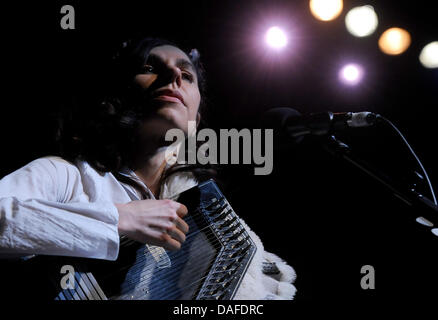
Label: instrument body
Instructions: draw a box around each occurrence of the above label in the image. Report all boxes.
[1,180,256,300]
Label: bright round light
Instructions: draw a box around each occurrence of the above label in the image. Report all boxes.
[419,41,438,68]
[265,26,288,49]
[339,64,363,86]
[345,5,378,37]
[378,28,411,55]
[309,0,343,21]
[343,65,359,80]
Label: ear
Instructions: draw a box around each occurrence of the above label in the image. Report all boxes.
[196,111,201,127]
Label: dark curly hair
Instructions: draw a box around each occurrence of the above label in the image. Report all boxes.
[55,37,216,197]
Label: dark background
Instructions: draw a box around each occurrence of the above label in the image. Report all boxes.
[1,0,437,306]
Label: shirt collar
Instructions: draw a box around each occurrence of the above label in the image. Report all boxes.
[118,167,156,200]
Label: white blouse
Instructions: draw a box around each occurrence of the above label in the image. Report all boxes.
[0,156,133,260]
[0,156,297,299]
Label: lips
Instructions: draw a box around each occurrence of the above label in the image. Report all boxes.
[152,89,185,105]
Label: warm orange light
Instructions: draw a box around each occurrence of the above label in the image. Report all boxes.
[309,0,343,21]
[378,27,411,55]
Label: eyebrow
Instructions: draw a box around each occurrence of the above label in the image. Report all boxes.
[147,54,196,74]
[176,58,196,74]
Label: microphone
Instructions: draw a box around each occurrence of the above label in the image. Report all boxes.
[263,107,378,138]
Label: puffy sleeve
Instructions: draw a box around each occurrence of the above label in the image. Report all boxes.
[233,219,297,300]
[0,157,120,260]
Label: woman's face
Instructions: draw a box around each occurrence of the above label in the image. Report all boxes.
[133,45,201,134]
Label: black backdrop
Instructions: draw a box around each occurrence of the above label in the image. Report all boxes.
[1,0,437,306]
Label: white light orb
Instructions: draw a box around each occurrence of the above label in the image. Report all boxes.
[339,63,363,86]
[265,26,288,49]
[345,5,378,37]
[419,41,438,68]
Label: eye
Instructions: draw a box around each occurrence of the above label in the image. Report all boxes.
[182,72,194,83]
[141,64,155,73]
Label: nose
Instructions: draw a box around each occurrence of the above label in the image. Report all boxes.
[163,65,182,87]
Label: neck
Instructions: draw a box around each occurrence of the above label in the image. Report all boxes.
[134,148,169,198]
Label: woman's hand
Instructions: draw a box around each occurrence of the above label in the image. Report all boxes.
[115,199,189,250]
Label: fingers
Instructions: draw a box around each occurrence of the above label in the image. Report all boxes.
[150,217,188,234]
[147,219,189,251]
[123,199,190,251]
[166,226,186,245]
[176,203,188,218]
[174,217,189,234]
[165,201,189,249]
[142,230,182,251]
[161,200,189,233]
[161,233,183,251]
[166,200,188,218]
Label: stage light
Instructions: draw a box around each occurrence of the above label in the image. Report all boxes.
[265,26,288,49]
[339,63,363,86]
[345,5,378,37]
[378,28,411,55]
[419,41,438,68]
[309,0,343,21]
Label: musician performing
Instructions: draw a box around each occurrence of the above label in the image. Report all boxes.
[0,37,296,300]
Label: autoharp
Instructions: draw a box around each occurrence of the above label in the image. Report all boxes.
[3,179,256,300]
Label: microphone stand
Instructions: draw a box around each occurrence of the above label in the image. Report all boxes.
[322,134,438,239]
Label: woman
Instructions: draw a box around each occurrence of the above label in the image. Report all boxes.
[0,37,296,299]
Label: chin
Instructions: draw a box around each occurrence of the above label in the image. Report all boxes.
[156,106,188,132]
